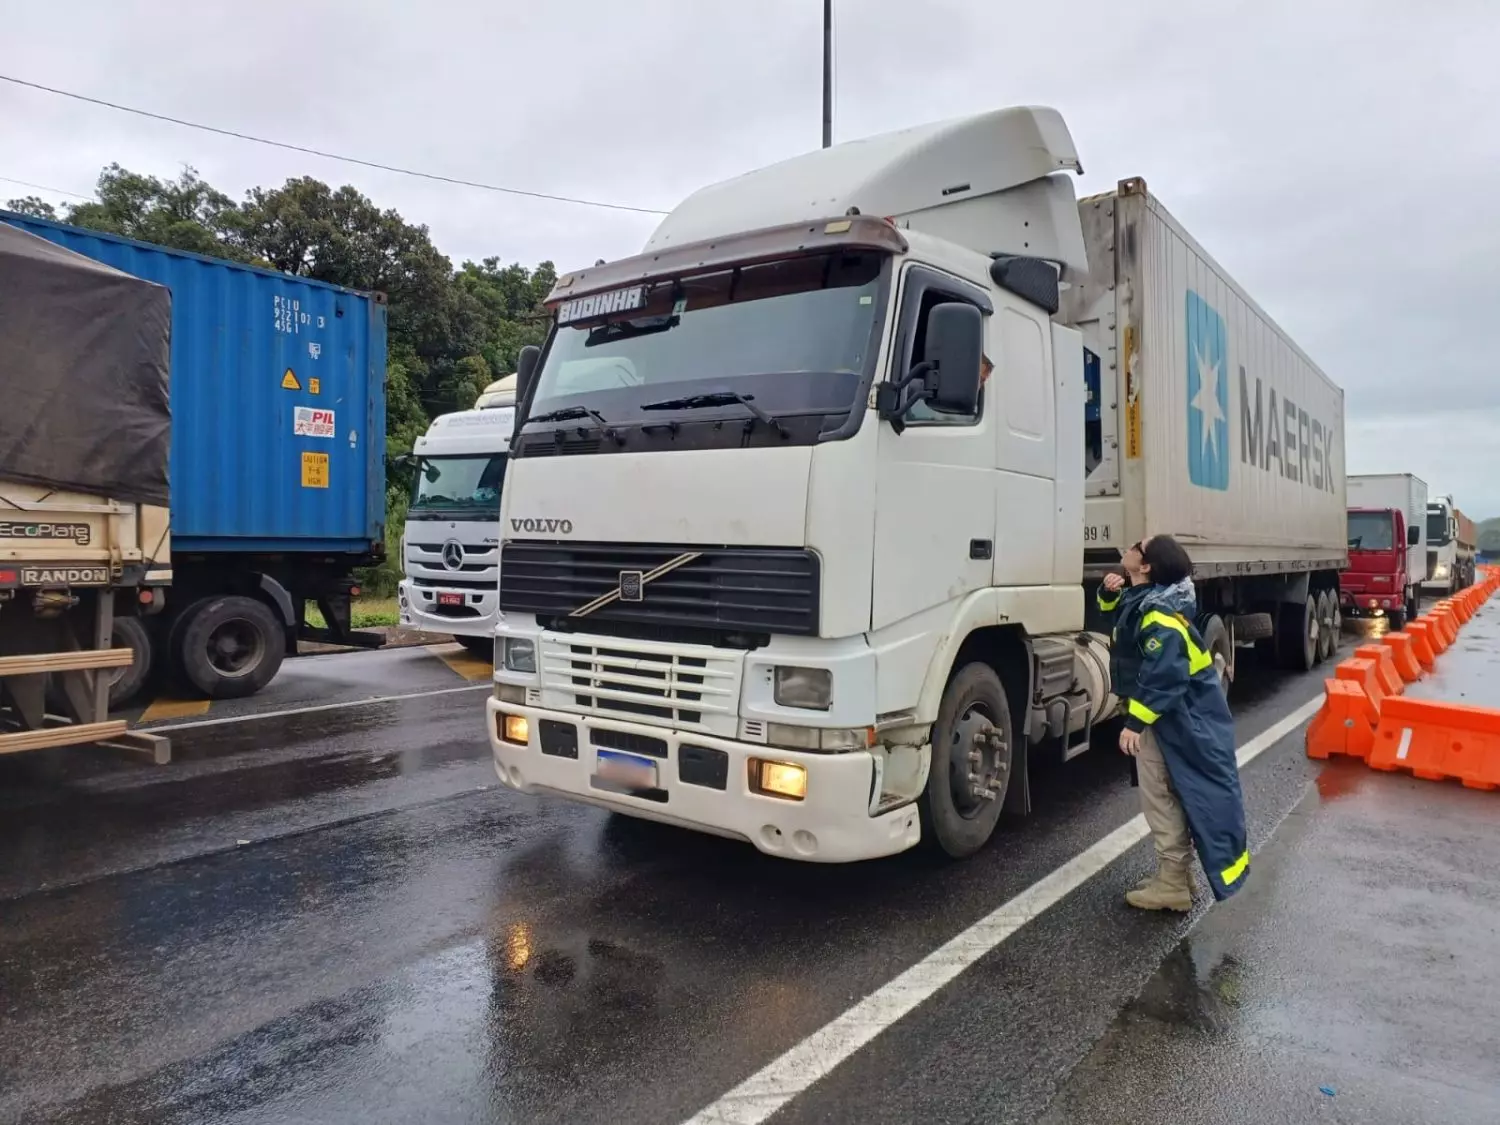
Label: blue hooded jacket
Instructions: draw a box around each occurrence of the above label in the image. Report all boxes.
[1097,578,1250,901]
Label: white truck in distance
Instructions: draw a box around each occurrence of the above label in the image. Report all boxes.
[487,106,1347,863]
[1423,494,1476,596]
[398,398,514,655]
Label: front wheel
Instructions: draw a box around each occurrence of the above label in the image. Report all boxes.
[919,663,1013,859]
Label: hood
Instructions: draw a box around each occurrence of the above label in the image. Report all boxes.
[1138,576,1197,617]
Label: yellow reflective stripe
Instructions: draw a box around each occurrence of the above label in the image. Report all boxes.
[1221,849,1250,886]
[1127,698,1160,725]
[1140,610,1213,675]
[1097,589,1122,611]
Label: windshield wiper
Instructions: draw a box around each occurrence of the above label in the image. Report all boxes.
[529,405,609,426]
[641,391,787,437]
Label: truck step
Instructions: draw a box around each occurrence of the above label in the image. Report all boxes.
[0,648,134,677]
[0,719,129,755]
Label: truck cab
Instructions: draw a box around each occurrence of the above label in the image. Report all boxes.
[1342,507,1420,627]
[399,402,514,654]
[1424,496,1475,596]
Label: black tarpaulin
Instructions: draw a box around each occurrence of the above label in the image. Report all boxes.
[0,222,171,506]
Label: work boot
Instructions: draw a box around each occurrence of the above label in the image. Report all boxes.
[1125,862,1193,912]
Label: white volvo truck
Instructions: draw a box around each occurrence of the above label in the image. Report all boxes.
[486,106,1346,862]
[398,400,515,656]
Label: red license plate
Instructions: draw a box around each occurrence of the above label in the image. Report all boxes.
[437,592,464,607]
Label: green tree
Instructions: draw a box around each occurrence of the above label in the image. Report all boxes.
[64,164,247,260]
[4,195,58,219]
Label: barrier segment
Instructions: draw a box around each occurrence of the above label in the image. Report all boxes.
[1415,614,1452,654]
[1380,633,1426,684]
[1306,678,1379,762]
[1446,595,1474,625]
[1334,657,1393,714]
[1433,604,1462,644]
[1368,696,1500,791]
[1352,644,1405,697]
[1403,621,1440,671]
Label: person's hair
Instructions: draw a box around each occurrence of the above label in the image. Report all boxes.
[1140,535,1193,587]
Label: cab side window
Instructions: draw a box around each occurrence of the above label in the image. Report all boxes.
[899,276,990,428]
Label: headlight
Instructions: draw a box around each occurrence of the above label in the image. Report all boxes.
[503,637,536,673]
[773,665,832,710]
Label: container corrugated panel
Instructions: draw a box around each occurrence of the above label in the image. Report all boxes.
[1073,182,1347,576]
[0,211,387,555]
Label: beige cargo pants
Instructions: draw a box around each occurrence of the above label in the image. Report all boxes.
[1137,728,1193,866]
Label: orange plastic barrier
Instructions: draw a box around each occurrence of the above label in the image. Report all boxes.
[1403,621,1440,670]
[1380,633,1426,683]
[1416,614,1453,653]
[1334,657,1393,713]
[1445,595,1474,625]
[1306,678,1378,761]
[1433,605,1461,645]
[1352,644,1405,697]
[1368,696,1500,791]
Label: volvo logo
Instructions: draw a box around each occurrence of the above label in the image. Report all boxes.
[511,518,573,535]
[569,552,703,618]
[441,540,465,570]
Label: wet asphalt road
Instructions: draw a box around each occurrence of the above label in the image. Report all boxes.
[1,629,1494,1124]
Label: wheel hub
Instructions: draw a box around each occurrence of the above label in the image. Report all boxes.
[951,707,1008,817]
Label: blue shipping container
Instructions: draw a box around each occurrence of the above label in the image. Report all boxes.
[0,211,387,555]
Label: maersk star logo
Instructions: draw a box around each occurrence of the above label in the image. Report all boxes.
[1185,289,1230,491]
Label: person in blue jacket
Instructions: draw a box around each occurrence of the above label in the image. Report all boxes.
[1097,535,1250,911]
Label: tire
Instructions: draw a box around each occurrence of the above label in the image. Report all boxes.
[108,615,154,709]
[1277,597,1318,673]
[1198,614,1233,698]
[1315,591,1337,664]
[457,634,494,660]
[919,662,1013,859]
[174,595,286,699]
[1388,608,1406,632]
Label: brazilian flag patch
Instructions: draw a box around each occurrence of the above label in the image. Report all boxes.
[1145,637,1163,653]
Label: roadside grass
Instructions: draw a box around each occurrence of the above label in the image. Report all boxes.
[306,596,400,630]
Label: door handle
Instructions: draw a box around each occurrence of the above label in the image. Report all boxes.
[970,539,993,560]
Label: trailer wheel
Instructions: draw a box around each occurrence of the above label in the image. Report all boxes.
[1314,591,1338,664]
[919,662,1012,859]
[175,595,286,699]
[1199,614,1233,697]
[1278,597,1318,673]
[108,615,154,709]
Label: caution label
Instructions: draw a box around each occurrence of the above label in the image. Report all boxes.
[281,368,301,390]
[301,451,330,489]
[309,377,321,395]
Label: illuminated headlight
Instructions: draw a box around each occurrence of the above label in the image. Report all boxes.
[773,665,832,710]
[766,723,873,753]
[503,637,536,674]
[1435,565,1450,578]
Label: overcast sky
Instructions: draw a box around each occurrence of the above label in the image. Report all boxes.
[3,0,1498,515]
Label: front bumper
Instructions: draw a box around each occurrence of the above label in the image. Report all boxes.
[1339,588,1402,616]
[485,698,921,863]
[398,579,498,638]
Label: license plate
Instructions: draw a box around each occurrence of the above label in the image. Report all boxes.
[437,592,464,607]
[595,749,658,790]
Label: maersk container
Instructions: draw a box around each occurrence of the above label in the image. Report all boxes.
[0,210,387,554]
[1062,178,1348,579]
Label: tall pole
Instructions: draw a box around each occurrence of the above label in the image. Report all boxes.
[822,0,833,148]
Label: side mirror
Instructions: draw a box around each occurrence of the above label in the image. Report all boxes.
[1408,525,1421,546]
[516,345,541,400]
[923,302,984,414]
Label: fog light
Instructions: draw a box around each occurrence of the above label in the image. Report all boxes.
[751,759,808,801]
[502,714,530,745]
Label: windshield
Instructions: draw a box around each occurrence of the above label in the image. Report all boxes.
[1427,511,1451,545]
[1348,512,1394,551]
[410,454,507,514]
[528,251,886,421]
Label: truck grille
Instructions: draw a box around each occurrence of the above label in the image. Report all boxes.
[540,636,738,726]
[501,542,819,636]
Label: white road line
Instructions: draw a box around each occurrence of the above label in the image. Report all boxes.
[143,683,491,733]
[683,694,1324,1125]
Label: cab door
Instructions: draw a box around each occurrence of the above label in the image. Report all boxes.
[872,264,997,632]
